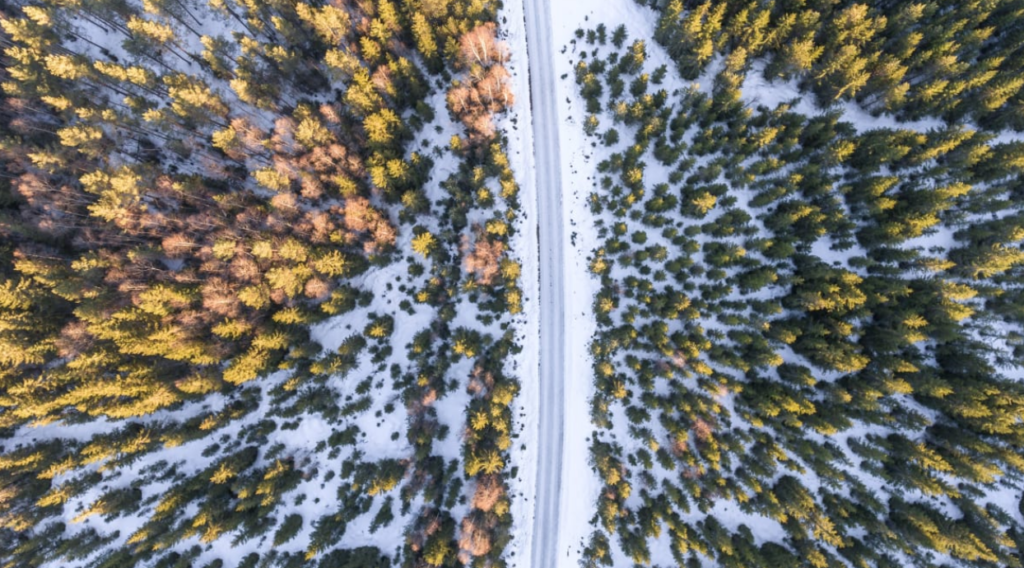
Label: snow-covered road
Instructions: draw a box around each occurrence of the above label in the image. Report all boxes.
[524,0,567,566]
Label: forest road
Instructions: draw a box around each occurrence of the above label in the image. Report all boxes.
[524,0,567,567]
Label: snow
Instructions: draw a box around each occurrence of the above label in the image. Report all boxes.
[545,1,653,565]
[496,0,541,565]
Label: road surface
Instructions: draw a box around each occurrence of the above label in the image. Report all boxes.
[524,0,567,566]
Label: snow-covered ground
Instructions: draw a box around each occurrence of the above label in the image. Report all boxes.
[541,1,636,565]
[497,0,541,565]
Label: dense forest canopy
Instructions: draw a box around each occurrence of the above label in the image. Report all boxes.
[0,0,525,567]
[572,0,1024,567]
